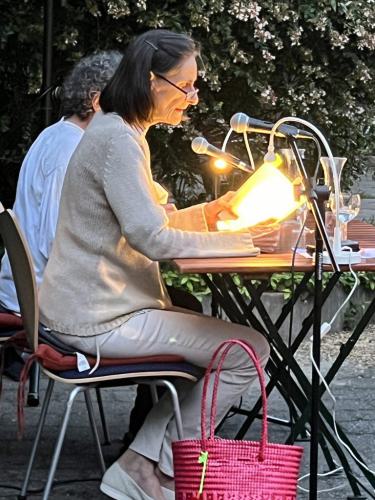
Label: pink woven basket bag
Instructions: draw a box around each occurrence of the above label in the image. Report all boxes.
[172,339,304,500]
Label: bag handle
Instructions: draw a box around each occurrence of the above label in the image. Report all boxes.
[201,338,268,461]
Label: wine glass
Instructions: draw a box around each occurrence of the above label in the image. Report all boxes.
[329,192,361,223]
[329,192,361,241]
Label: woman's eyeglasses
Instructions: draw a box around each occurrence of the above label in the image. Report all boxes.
[154,73,199,101]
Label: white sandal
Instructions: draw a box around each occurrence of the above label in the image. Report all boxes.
[161,486,175,500]
[100,461,154,500]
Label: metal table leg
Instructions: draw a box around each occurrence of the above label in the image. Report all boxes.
[204,272,374,498]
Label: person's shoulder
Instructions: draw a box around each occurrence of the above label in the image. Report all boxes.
[89,112,143,149]
[32,120,82,154]
[36,120,82,176]
[28,120,67,146]
[89,111,126,134]
[90,112,141,140]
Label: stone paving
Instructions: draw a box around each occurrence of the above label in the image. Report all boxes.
[0,326,375,499]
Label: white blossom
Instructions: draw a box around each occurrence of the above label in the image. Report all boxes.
[107,0,130,18]
[260,86,278,105]
[261,49,275,62]
[228,0,261,22]
[289,26,303,46]
[330,30,349,49]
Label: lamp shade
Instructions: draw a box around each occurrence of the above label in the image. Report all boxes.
[217,161,303,231]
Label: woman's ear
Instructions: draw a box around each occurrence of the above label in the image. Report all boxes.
[150,71,157,92]
[92,92,101,112]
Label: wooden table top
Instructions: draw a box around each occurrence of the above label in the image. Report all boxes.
[173,220,375,275]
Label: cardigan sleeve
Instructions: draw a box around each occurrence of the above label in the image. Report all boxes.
[167,204,209,232]
[103,132,258,260]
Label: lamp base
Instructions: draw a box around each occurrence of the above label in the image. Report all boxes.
[322,250,362,265]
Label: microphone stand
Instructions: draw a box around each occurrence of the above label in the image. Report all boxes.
[287,137,339,500]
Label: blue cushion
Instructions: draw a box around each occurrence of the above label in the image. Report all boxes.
[54,361,203,380]
[0,329,21,338]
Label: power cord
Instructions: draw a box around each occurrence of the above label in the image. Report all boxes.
[309,340,375,482]
[315,246,360,340]
[297,466,345,493]
[298,249,375,494]
[298,336,375,494]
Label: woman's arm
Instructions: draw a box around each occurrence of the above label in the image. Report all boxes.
[166,192,237,232]
[103,132,257,260]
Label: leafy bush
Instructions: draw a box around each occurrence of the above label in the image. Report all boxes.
[162,268,375,301]
[1,0,374,207]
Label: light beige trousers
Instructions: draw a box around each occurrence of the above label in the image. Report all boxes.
[54,307,270,477]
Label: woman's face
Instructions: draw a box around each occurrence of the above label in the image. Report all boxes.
[150,53,199,126]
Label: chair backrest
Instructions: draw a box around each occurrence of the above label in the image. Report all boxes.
[0,206,39,352]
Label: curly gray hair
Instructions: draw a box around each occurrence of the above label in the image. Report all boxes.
[62,50,123,120]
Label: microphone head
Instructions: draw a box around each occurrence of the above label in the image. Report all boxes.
[52,85,63,102]
[191,136,208,154]
[230,112,249,133]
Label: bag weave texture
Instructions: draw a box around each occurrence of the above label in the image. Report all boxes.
[172,339,303,499]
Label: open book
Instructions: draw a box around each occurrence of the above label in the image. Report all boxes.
[217,162,303,232]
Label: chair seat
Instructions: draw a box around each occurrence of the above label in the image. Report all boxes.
[32,343,202,383]
[52,360,203,380]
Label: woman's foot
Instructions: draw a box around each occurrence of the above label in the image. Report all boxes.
[155,466,174,492]
[118,450,164,499]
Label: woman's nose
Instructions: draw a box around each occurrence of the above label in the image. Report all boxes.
[187,90,199,105]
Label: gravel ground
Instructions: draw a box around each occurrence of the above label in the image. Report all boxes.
[0,325,374,499]
[297,323,375,368]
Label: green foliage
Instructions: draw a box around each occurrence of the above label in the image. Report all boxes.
[1,0,375,207]
[269,270,375,298]
[162,267,375,301]
[161,266,211,298]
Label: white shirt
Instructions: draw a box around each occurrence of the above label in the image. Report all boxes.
[0,118,84,312]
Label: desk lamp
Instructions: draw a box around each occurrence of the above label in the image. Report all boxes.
[216,154,304,231]
[265,117,361,265]
[194,113,344,500]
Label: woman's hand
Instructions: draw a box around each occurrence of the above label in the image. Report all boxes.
[162,203,177,214]
[204,191,237,231]
[250,221,280,253]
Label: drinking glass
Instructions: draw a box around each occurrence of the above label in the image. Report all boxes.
[328,192,361,241]
[320,157,347,191]
[329,192,361,223]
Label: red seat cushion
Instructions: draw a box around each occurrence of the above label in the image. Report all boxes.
[36,344,184,372]
[0,312,24,332]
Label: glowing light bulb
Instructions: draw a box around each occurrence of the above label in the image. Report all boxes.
[213,159,227,170]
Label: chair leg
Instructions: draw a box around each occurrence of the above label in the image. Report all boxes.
[150,383,159,405]
[84,389,106,474]
[95,387,111,445]
[19,378,55,499]
[156,379,184,440]
[27,362,40,407]
[42,386,84,500]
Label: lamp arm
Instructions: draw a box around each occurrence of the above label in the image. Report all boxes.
[222,128,256,172]
[222,128,233,152]
[268,117,341,254]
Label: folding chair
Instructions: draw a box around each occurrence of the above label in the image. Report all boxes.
[0,202,37,400]
[0,207,200,500]
[0,204,24,341]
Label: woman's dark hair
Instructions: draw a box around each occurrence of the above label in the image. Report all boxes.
[100,30,199,124]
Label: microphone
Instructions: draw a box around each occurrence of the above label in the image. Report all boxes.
[230,112,314,140]
[51,85,62,101]
[191,137,253,173]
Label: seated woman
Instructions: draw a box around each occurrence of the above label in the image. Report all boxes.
[39,29,270,500]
